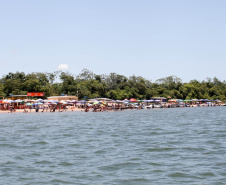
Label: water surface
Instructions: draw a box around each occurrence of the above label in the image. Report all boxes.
[0,107,226,184]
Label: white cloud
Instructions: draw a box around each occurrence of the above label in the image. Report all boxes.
[57,64,69,70]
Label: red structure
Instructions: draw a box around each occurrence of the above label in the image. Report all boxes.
[27,92,45,97]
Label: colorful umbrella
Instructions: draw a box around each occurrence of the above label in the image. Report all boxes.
[93,102,100,105]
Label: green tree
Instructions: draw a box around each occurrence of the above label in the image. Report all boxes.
[60,72,77,95]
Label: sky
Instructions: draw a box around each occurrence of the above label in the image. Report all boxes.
[1,0,226,83]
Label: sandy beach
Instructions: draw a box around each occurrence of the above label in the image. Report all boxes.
[0,108,84,113]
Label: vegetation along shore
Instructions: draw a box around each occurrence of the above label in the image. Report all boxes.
[0,69,226,101]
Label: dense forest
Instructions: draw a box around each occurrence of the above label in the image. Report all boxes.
[0,69,226,101]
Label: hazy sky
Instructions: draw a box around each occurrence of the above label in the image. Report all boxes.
[1,0,226,82]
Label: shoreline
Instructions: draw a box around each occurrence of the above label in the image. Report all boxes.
[0,108,84,114]
[0,105,223,114]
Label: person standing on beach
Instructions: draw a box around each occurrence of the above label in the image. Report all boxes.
[35,106,39,112]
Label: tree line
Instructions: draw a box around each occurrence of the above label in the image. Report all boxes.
[0,69,226,101]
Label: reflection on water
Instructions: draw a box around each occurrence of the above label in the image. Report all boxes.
[1,107,226,184]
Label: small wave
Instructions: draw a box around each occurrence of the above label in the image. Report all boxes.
[31,141,48,145]
[147,147,177,152]
[58,162,73,166]
[50,179,73,184]
[115,177,149,184]
[35,160,52,164]
[168,172,189,178]
[0,160,16,165]
[199,172,215,176]
[147,162,161,166]
[168,172,204,179]
[99,162,139,171]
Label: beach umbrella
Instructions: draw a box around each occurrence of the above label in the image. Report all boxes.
[3,100,11,103]
[192,99,198,102]
[71,100,77,103]
[168,99,176,102]
[93,101,100,105]
[130,98,137,102]
[79,100,87,103]
[115,100,123,103]
[183,100,192,102]
[123,100,130,103]
[78,100,87,105]
[49,100,59,104]
[142,100,150,103]
[110,100,116,103]
[26,103,32,106]
[154,100,161,102]
[15,99,23,103]
[147,100,154,102]
[199,99,208,102]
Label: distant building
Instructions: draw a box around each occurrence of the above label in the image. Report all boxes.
[47,96,78,101]
[8,95,28,100]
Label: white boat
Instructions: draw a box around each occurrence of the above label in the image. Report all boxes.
[145,105,153,109]
[154,104,162,108]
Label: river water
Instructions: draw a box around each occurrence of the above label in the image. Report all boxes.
[0,107,226,184]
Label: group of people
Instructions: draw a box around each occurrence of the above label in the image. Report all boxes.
[21,105,69,113]
[3,100,225,114]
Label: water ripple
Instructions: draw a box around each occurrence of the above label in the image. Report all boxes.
[0,107,226,184]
